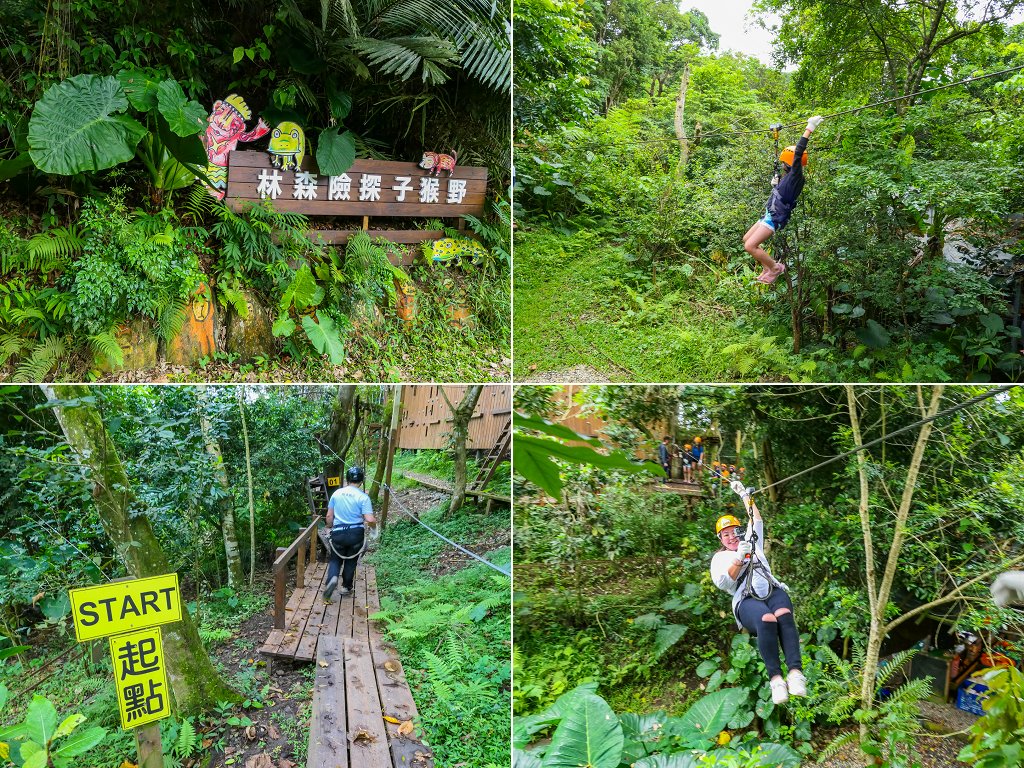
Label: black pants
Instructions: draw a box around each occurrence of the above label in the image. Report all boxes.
[735,589,802,679]
[326,527,364,590]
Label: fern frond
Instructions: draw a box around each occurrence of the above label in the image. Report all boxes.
[13,335,66,381]
[88,332,125,369]
[158,296,190,342]
[27,225,85,269]
[218,286,250,318]
[0,333,28,364]
[818,730,858,762]
[876,649,915,689]
[174,717,197,757]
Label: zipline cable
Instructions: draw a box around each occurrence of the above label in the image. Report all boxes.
[748,385,1015,498]
[523,63,1024,151]
[313,435,510,577]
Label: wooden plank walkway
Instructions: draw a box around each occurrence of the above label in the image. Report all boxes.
[259,563,434,767]
[401,470,512,503]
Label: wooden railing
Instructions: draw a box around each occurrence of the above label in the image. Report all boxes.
[272,516,321,629]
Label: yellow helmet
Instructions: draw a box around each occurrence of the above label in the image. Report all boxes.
[695,436,702,443]
[684,443,692,450]
[225,94,252,120]
[716,514,741,535]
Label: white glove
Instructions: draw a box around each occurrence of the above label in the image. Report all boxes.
[736,541,752,559]
[730,480,749,499]
[807,115,823,131]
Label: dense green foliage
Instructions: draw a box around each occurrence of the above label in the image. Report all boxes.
[371,500,511,767]
[0,0,511,381]
[514,385,1024,766]
[514,0,1024,382]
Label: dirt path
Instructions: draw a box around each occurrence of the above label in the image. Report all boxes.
[517,364,611,383]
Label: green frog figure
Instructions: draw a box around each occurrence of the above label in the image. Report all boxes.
[267,122,305,171]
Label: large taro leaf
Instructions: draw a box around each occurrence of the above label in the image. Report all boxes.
[301,315,346,364]
[513,748,544,768]
[620,711,668,763]
[673,688,748,748]
[753,742,802,767]
[316,127,356,176]
[116,68,161,111]
[542,693,623,768]
[513,682,600,749]
[157,115,206,167]
[28,74,147,175]
[632,754,701,768]
[156,79,206,137]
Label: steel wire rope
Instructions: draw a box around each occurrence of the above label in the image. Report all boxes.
[313,435,510,577]
[519,63,1024,152]
[748,385,1015,498]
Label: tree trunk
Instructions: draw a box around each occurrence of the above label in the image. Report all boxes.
[847,385,944,748]
[236,388,257,588]
[368,391,393,505]
[442,385,484,519]
[674,63,690,176]
[197,389,244,587]
[42,384,239,715]
[322,386,357,478]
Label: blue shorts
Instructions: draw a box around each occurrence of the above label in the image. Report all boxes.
[758,209,776,232]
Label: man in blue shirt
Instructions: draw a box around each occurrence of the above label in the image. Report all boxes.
[323,466,376,600]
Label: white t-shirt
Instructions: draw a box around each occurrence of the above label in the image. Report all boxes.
[709,519,780,626]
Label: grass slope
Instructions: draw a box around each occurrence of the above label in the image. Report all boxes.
[513,227,799,382]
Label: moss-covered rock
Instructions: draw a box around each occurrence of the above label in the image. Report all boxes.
[224,290,275,360]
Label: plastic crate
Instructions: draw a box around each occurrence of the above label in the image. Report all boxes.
[956,674,990,716]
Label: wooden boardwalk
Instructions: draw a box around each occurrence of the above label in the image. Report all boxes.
[258,563,434,767]
[401,470,512,503]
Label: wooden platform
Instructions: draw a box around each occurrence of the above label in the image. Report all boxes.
[653,479,704,496]
[259,563,434,767]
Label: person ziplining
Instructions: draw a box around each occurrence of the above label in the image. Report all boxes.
[743,115,823,284]
[710,482,807,705]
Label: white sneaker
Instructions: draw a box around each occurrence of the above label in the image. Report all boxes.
[787,669,807,697]
[770,677,789,705]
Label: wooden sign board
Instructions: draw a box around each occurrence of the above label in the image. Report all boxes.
[225,151,487,219]
[69,574,182,642]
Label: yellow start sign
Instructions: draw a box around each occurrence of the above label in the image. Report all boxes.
[69,574,182,642]
[109,628,170,729]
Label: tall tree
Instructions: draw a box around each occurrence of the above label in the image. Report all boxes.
[442,385,484,519]
[197,389,245,586]
[322,386,360,478]
[368,390,394,505]
[236,387,257,587]
[845,385,1024,753]
[41,384,239,714]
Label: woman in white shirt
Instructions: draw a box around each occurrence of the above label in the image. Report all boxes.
[710,490,807,705]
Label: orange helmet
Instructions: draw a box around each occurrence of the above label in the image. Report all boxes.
[716,514,741,535]
[684,443,692,451]
[695,437,702,444]
[780,146,808,167]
